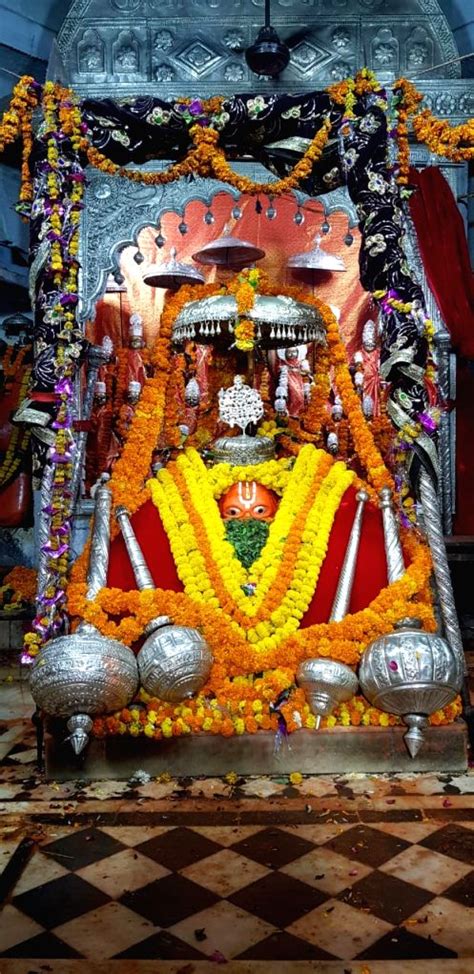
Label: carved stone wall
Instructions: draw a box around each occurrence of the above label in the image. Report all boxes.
[51,0,467,107]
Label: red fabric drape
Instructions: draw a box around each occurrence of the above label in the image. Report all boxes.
[409,166,474,358]
[107,486,388,625]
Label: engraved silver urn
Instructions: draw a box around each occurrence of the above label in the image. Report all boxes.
[297,658,359,727]
[359,618,463,758]
[30,630,139,753]
[137,616,213,702]
[30,476,139,754]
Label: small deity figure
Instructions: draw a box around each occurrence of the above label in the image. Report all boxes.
[126,313,147,390]
[268,345,311,418]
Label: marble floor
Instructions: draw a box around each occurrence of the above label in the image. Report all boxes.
[0,666,473,973]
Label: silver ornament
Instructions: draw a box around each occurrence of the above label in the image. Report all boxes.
[138,619,213,702]
[297,658,359,728]
[359,618,463,758]
[30,633,139,748]
[327,431,339,454]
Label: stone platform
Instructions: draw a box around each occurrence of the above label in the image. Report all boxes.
[45,721,469,780]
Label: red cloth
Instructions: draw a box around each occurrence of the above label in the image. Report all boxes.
[107,485,388,623]
[409,166,474,358]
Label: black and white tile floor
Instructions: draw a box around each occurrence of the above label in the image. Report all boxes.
[0,671,473,973]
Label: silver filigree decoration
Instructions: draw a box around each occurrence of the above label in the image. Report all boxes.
[218,376,264,434]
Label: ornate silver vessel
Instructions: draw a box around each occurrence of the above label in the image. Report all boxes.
[30,633,139,750]
[137,618,213,702]
[359,618,463,757]
[297,658,359,728]
[115,508,213,702]
[172,293,326,350]
[30,478,139,754]
[211,433,275,466]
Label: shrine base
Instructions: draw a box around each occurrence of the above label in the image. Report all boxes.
[45,722,468,780]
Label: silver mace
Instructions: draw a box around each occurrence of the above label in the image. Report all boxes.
[70,339,114,507]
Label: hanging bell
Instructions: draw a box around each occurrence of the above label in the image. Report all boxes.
[142,248,205,290]
[288,234,346,272]
[192,235,265,268]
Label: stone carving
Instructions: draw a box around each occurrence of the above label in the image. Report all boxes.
[78,29,105,73]
[154,63,176,82]
[115,43,139,71]
[331,27,350,51]
[330,61,351,81]
[224,63,245,82]
[177,40,222,76]
[55,0,466,98]
[371,28,398,69]
[435,92,456,115]
[153,29,174,52]
[223,28,245,50]
[406,26,432,70]
[291,40,333,75]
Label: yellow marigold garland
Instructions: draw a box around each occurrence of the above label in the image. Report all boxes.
[149,445,354,651]
[91,687,461,741]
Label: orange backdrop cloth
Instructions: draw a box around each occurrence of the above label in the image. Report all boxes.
[107,485,388,628]
[88,194,372,357]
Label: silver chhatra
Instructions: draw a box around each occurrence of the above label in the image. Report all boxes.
[297,658,359,728]
[138,617,213,702]
[192,234,265,267]
[143,247,205,290]
[359,618,463,758]
[172,292,326,350]
[30,478,139,754]
[288,234,346,272]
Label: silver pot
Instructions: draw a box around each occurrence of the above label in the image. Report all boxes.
[138,622,213,702]
[359,618,463,757]
[30,629,139,753]
[297,658,359,726]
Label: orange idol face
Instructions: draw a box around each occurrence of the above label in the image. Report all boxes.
[219,482,279,521]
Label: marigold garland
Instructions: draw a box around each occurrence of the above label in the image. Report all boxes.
[68,500,435,679]
[149,445,352,648]
[92,686,461,741]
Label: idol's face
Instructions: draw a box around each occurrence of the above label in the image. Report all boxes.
[219,481,279,521]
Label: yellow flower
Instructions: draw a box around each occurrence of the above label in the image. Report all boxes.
[289,771,303,785]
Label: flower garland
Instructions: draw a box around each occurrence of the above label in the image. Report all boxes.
[92,684,461,740]
[31,82,85,642]
[0,566,37,612]
[392,79,424,184]
[0,358,32,489]
[68,490,435,680]
[149,446,352,649]
[0,75,40,208]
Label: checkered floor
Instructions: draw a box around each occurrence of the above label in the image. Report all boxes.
[1,820,474,961]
